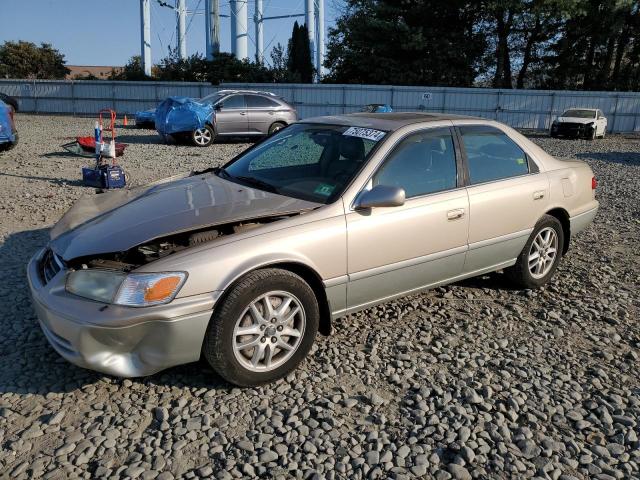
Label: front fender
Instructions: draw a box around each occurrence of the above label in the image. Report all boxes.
[136,214,348,299]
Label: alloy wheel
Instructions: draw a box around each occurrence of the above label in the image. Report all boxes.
[232,291,306,372]
[528,227,558,279]
[194,127,212,146]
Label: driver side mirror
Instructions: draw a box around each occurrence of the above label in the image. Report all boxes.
[355,185,405,209]
[214,104,222,111]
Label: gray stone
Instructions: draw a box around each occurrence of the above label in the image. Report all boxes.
[447,464,472,480]
[259,450,278,463]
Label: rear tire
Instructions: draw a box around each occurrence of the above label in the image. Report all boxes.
[191,125,215,147]
[203,269,319,386]
[2,133,18,151]
[505,215,564,289]
[268,122,286,135]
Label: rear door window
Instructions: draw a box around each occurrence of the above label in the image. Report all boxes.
[246,95,280,109]
[221,95,246,109]
[459,126,531,184]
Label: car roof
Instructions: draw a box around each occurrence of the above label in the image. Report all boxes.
[300,112,481,131]
[563,107,598,112]
[217,89,279,97]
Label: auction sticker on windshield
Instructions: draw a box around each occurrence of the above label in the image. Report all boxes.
[343,127,386,141]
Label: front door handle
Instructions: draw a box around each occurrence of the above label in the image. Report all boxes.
[447,208,465,220]
[239,111,247,116]
[533,190,545,200]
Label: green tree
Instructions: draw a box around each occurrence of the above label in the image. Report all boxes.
[0,41,69,79]
[479,0,579,89]
[270,42,297,82]
[324,0,486,86]
[204,52,275,84]
[109,55,151,81]
[544,0,640,90]
[287,21,314,83]
[156,48,209,82]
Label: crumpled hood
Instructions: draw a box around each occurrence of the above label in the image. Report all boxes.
[50,173,321,261]
[556,117,595,125]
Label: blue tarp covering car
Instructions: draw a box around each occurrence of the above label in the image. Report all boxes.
[154,96,215,139]
[134,109,156,128]
[0,100,17,151]
[361,104,393,113]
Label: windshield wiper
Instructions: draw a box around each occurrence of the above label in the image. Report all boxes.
[233,175,279,194]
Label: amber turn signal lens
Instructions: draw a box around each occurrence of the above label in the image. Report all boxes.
[144,276,182,302]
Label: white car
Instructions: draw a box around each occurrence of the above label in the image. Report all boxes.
[550,108,607,140]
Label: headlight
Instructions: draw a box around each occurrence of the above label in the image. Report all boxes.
[66,270,187,307]
[115,272,187,306]
[66,270,125,304]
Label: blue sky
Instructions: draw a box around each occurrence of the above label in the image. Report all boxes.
[0,0,341,67]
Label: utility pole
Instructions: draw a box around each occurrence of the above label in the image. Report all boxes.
[230,0,249,60]
[140,0,152,76]
[316,0,325,78]
[205,0,220,60]
[176,0,187,59]
[254,0,264,63]
[305,0,316,82]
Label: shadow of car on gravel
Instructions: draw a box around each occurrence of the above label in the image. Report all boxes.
[113,133,166,145]
[576,151,640,166]
[0,171,85,187]
[0,228,228,395]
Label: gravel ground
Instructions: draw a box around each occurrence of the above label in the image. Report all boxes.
[0,114,638,480]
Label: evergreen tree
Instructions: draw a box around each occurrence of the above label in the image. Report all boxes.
[324,0,486,86]
[287,21,314,83]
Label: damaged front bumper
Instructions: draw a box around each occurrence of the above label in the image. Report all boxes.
[28,248,220,377]
[551,122,595,138]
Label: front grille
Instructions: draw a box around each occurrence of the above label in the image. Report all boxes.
[557,122,586,133]
[41,249,64,284]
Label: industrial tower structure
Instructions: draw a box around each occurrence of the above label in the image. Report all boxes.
[140,0,326,80]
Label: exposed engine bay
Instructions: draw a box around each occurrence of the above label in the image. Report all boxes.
[66,214,298,272]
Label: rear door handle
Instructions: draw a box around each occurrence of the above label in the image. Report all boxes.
[447,208,465,220]
[239,111,247,116]
[533,190,545,200]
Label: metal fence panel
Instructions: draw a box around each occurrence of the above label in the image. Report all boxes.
[1,79,638,132]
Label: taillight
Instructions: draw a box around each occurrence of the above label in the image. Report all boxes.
[592,176,597,190]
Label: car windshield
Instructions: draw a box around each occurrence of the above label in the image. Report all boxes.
[563,109,596,118]
[218,123,385,204]
[199,93,225,105]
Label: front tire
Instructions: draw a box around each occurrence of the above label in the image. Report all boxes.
[505,215,564,289]
[203,269,319,386]
[191,125,215,147]
[268,122,286,135]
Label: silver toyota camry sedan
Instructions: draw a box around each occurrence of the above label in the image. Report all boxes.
[28,113,599,386]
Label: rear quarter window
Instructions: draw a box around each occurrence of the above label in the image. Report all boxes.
[460,126,531,184]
